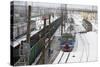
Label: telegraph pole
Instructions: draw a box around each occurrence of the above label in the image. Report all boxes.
[61,9,64,35]
[25,5,31,65]
[26,5,31,43]
[48,14,51,59]
[42,16,47,64]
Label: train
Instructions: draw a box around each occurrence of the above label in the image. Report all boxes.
[29,17,62,64]
[59,33,75,52]
[80,19,92,33]
[59,17,75,52]
[11,17,62,65]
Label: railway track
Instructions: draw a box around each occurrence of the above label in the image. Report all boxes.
[53,22,91,64]
[79,33,90,62]
[53,51,71,64]
[77,25,90,62]
[11,17,62,65]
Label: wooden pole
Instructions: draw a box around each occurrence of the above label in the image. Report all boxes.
[49,14,51,24]
[42,18,47,64]
[48,14,51,58]
[61,11,63,35]
[26,5,31,43]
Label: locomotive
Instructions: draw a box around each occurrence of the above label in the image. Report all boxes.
[59,33,75,52]
[59,17,75,52]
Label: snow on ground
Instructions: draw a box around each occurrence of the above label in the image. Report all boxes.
[13,30,39,47]
[67,14,97,63]
[53,13,97,63]
[59,52,69,63]
[68,35,85,63]
[35,16,59,30]
[53,50,64,64]
[84,32,98,61]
